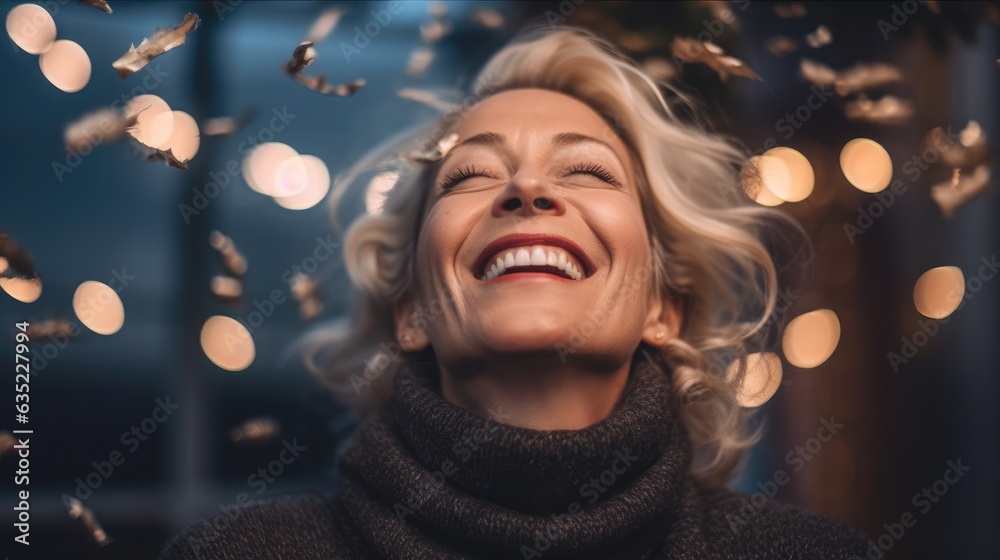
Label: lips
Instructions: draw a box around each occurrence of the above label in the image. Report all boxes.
[473,233,594,282]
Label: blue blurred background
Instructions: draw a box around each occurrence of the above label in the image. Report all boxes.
[1,1,998,559]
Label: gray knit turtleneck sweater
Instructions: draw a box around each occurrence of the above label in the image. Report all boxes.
[160,352,871,559]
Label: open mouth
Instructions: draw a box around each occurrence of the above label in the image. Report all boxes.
[476,242,591,282]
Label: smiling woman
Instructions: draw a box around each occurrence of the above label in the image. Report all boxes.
[161,25,867,560]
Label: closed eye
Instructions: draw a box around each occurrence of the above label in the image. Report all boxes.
[563,162,623,188]
[440,164,497,190]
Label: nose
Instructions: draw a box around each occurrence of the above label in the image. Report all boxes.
[491,169,565,218]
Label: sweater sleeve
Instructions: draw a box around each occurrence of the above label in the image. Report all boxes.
[159,493,342,560]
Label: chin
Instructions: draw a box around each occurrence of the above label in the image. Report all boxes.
[478,314,580,355]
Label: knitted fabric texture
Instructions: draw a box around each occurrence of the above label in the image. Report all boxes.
[160,352,870,559]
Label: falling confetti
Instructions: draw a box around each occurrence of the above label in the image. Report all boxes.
[284,10,364,96]
[211,275,243,303]
[290,273,323,319]
[931,165,991,218]
[65,497,111,546]
[202,109,257,136]
[407,132,459,164]
[469,8,504,29]
[398,88,456,113]
[640,57,678,82]
[923,121,991,170]
[405,47,435,77]
[774,2,807,18]
[78,0,112,14]
[284,41,366,96]
[805,25,832,48]
[112,13,200,78]
[230,417,282,444]
[0,431,14,458]
[65,108,139,154]
[25,318,75,341]
[765,36,799,57]
[800,58,903,96]
[420,19,451,44]
[670,37,760,81]
[209,231,247,277]
[138,145,189,170]
[844,95,915,125]
[304,8,343,44]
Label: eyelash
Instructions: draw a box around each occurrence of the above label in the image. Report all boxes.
[439,162,622,190]
[440,164,495,190]
[564,162,622,187]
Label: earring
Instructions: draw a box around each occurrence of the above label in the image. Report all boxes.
[400,333,413,345]
[655,332,665,340]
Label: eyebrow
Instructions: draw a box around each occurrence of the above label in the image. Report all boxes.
[452,131,622,158]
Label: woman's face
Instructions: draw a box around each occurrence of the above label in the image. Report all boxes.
[400,88,679,372]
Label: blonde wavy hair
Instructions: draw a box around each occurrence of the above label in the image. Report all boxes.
[301,25,807,487]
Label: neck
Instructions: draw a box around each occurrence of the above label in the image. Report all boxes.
[437,356,633,430]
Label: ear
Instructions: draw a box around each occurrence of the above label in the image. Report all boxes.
[640,288,684,348]
[392,292,432,352]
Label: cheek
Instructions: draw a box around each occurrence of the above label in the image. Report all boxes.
[416,199,478,288]
[586,193,651,265]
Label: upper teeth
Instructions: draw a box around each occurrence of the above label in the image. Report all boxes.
[480,245,585,281]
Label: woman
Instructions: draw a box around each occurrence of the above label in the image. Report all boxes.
[162,26,869,559]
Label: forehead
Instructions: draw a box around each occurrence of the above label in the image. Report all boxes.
[452,88,630,156]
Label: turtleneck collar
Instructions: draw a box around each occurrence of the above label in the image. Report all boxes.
[333,349,699,559]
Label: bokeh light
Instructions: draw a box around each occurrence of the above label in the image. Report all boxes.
[200,315,255,371]
[164,110,200,161]
[6,3,57,54]
[782,309,841,368]
[759,147,815,202]
[727,352,783,408]
[840,138,893,193]
[913,266,965,319]
[126,94,174,148]
[39,39,91,93]
[72,281,125,335]
[274,155,331,210]
[0,276,42,303]
[242,142,302,197]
